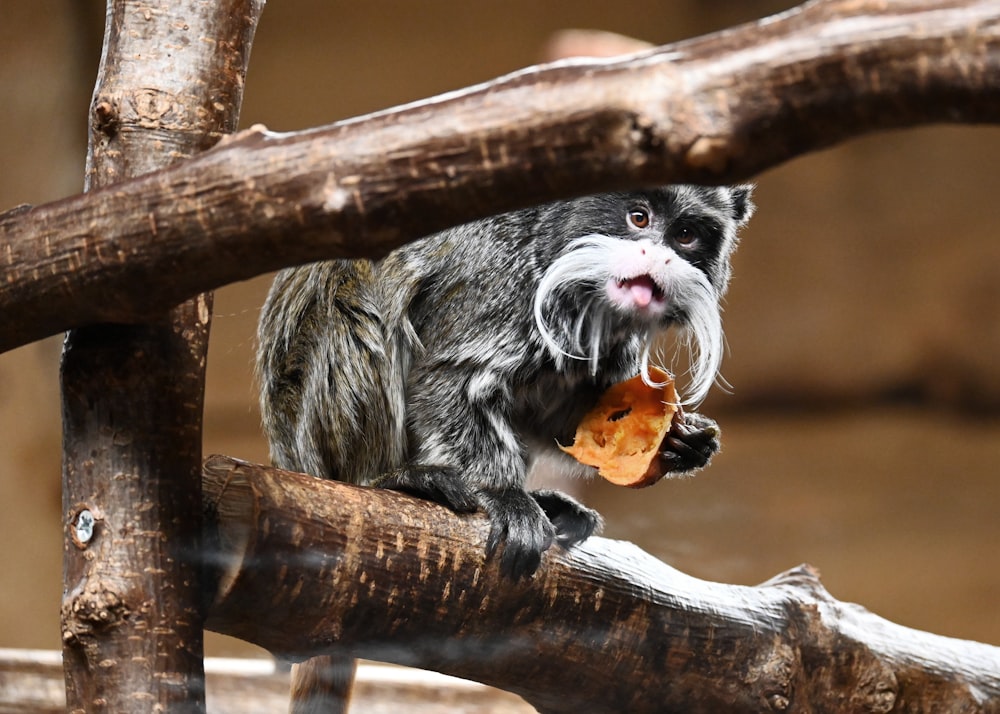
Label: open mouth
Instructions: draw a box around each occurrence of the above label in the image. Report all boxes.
[610,274,666,311]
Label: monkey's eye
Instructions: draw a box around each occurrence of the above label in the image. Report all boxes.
[674,228,699,247]
[627,207,650,229]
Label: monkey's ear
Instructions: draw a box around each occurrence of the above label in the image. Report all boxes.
[730,184,755,225]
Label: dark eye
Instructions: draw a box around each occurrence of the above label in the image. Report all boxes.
[674,228,699,247]
[627,207,650,229]
[673,220,712,249]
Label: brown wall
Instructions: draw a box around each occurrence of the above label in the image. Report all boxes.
[1,0,997,657]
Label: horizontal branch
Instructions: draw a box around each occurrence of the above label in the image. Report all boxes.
[2,0,999,353]
[0,649,530,713]
[202,456,1000,714]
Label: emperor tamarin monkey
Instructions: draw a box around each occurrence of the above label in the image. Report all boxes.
[257,185,754,578]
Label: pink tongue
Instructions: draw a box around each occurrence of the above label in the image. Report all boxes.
[626,276,656,307]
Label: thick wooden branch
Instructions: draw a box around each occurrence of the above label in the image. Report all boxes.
[203,456,1000,714]
[2,0,999,352]
[59,2,261,712]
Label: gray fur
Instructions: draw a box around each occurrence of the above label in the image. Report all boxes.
[257,184,753,576]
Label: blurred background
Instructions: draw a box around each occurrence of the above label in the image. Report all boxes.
[1,0,998,667]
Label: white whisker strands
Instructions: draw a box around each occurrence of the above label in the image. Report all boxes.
[257,184,754,579]
[533,232,726,406]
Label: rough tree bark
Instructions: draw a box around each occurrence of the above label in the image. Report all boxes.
[1,0,999,353]
[202,457,1000,714]
[59,1,261,712]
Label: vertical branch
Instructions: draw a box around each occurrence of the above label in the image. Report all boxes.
[59,1,261,711]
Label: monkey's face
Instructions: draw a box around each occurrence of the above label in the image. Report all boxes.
[532,185,753,404]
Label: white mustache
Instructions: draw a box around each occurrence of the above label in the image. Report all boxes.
[532,234,725,406]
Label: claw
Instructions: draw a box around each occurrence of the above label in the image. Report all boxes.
[478,488,555,579]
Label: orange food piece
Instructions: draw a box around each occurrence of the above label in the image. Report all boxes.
[559,368,678,488]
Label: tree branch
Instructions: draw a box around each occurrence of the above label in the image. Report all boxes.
[2,0,999,353]
[0,649,532,713]
[58,1,261,711]
[203,456,1000,714]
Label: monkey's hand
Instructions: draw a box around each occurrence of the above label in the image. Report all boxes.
[657,409,721,474]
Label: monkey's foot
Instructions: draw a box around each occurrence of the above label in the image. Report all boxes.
[476,488,557,580]
[530,489,604,549]
[376,471,594,580]
[374,466,479,513]
[659,410,721,473]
